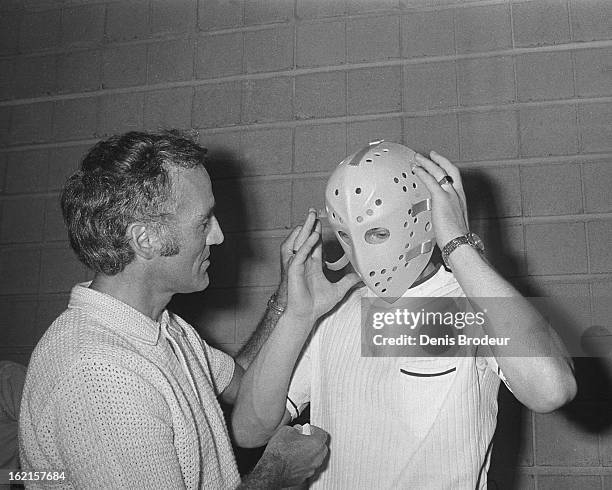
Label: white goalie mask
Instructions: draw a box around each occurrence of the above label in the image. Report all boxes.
[325,141,435,301]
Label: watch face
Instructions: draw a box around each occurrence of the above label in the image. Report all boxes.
[469,233,485,251]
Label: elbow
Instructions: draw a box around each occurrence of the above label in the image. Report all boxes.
[527,371,577,413]
[231,409,278,449]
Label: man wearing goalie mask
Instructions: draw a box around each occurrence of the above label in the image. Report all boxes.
[245,142,577,489]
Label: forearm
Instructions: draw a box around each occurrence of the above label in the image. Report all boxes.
[232,311,312,447]
[235,305,283,370]
[237,453,284,490]
[449,246,576,411]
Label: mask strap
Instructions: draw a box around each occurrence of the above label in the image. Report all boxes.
[325,254,350,271]
[411,199,431,215]
[404,239,434,262]
[348,140,384,166]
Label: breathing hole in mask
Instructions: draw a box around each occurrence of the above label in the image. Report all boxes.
[357,216,363,223]
[364,227,390,244]
[355,187,362,194]
[375,199,382,206]
[402,172,407,178]
[366,209,373,216]
[394,177,399,183]
[413,182,417,189]
[338,231,352,245]
[402,186,407,192]
[369,271,375,277]
[425,221,431,231]
[334,189,339,196]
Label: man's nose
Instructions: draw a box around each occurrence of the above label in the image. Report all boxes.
[208,216,224,246]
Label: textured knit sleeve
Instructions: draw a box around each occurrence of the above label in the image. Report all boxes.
[53,359,186,490]
[197,339,235,396]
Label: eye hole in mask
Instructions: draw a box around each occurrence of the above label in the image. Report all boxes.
[364,227,390,244]
[338,230,352,245]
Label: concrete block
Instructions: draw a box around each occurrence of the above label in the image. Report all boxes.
[99,93,144,136]
[10,102,54,144]
[205,238,237,288]
[195,32,243,79]
[401,9,454,59]
[5,150,48,194]
[347,15,400,63]
[147,39,194,84]
[297,20,346,68]
[60,4,105,47]
[44,196,66,242]
[579,103,612,153]
[236,236,284,287]
[472,222,525,277]
[348,0,398,14]
[57,50,102,94]
[185,288,236,344]
[512,0,570,47]
[48,145,88,190]
[570,0,612,42]
[0,11,20,56]
[0,297,38,347]
[53,97,98,141]
[14,55,57,99]
[245,26,294,73]
[198,0,243,30]
[144,87,193,131]
[535,408,599,465]
[404,114,459,161]
[588,220,612,274]
[19,8,61,52]
[0,58,15,100]
[296,0,346,19]
[601,408,612,465]
[521,163,583,216]
[0,106,10,146]
[291,176,327,225]
[295,72,346,119]
[575,47,612,98]
[102,45,147,89]
[519,106,578,157]
[347,66,401,115]
[294,123,347,173]
[457,56,515,106]
[524,222,587,275]
[105,0,149,42]
[347,117,402,153]
[242,78,292,123]
[35,296,70,342]
[193,82,241,128]
[0,249,40,294]
[0,197,45,243]
[0,154,5,191]
[40,246,92,293]
[583,161,612,213]
[516,51,574,102]
[240,179,292,230]
[539,475,602,490]
[455,4,511,54]
[198,131,243,179]
[235,287,275,342]
[150,0,196,34]
[462,165,521,219]
[404,62,457,111]
[459,111,518,161]
[244,0,294,25]
[241,127,293,176]
[213,178,292,232]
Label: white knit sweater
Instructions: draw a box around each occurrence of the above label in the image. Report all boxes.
[19,283,240,489]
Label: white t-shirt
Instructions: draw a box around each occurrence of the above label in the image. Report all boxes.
[287,267,502,489]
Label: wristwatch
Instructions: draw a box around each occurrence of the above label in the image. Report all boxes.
[441,232,485,270]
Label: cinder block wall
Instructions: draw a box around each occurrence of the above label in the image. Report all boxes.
[0,0,611,487]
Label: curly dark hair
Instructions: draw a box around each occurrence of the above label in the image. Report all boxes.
[61,131,207,275]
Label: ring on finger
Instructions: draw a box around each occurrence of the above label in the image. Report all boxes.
[438,175,454,186]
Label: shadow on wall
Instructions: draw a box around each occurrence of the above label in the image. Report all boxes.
[168,148,255,346]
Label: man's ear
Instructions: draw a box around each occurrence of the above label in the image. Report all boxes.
[127,223,159,260]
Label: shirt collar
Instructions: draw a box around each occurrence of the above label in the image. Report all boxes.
[68,282,170,345]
